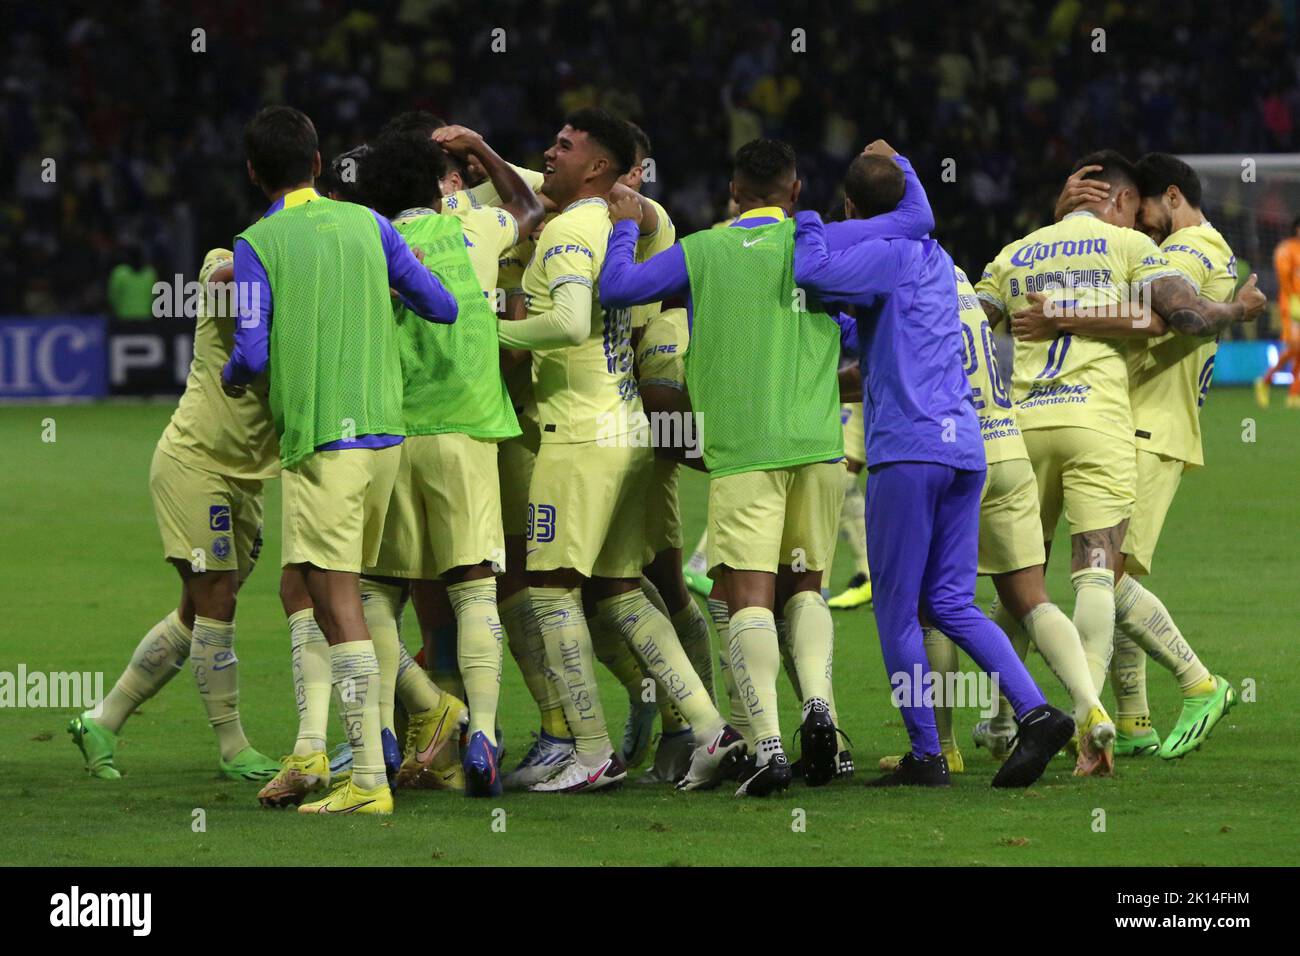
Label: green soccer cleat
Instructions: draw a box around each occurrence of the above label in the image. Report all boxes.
[682,564,712,598]
[220,746,283,782]
[827,573,873,610]
[68,714,121,780]
[1114,727,1161,757]
[1159,675,1236,760]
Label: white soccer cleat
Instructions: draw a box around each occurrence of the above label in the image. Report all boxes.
[972,719,1016,762]
[676,723,748,791]
[635,729,695,785]
[528,751,627,793]
[503,730,575,790]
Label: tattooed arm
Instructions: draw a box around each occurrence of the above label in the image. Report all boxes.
[1147,273,1265,337]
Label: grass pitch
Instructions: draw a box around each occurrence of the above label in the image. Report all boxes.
[1,390,1295,866]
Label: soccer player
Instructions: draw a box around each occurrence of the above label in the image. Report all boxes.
[68,249,281,783]
[826,403,873,609]
[601,138,850,795]
[795,153,1075,789]
[222,106,458,815]
[498,108,745,793]
[1257,215,1300,409]
[1015,152,1264,759]
[355,124,544,796]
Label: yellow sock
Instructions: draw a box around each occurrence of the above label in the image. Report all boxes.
[448,578,503,743]
[776,616,802,699]
[1022,601,1101,725]
[1114,575,1213,696]
[671,601,715,704]
[395,642,443,713]
[288,609,332,757]
[784,590,834,705]
[921,627,958,749]
[728,606,782,744]
[591,614,646,698]
[708,597,749,741]
[1109,629,1149,726]
[597,589,722,742]
[329,640,385,791]
[500,589,569,737]
[1070,567,1116,695]
[532,587,610,756]
[98,611,192,734]
[359,578,404,734]
[190,616,250,761]
[839,466,870,579]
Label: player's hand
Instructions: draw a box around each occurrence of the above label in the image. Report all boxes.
[432,124,486,158]
[608,191,642,226]
[1011,291,1059,341]
[221,377,247,399]
[1054,164,1109,220]
[1234,273,1267,319]
[862,139,898,159]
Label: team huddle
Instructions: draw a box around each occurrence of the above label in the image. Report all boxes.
[68,103,1263,813]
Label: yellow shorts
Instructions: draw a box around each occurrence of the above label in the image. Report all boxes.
[644,457,683,560]
[499,410,540,538]
[708,461,844,575]
[527,440,652,579]
[1023,426,1136,538]
[281,444,401,573]
[149,446,264,580]
[1122,449,1186,576]
[368,434,505,580]
[978,457,1047,575]
[841,402,866,465]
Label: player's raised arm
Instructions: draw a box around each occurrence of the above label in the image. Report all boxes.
[792,210,901,304]
[597,194,690,308]
[374,212,459,324]
[222,239,272,391]
[1148,272,1266,336]
[825,144,934,249]
[1053,164,1110,221]
[609,181,660,237]
[434,125,544,238]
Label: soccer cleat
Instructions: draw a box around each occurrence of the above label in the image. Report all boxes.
[68,714,121,780]
[381,727,401,789]
[298,778,393,815]
[1074,707,1117,777]
[827,572,873,610]
[258,751,330,807]
[529,751,626,793]
[219,746,282,782]
[795,699,838,787]
[1114,727,1162,757]
[734,751,793,797]
[682,562,712,597]
[676,723,748,791]
[992,705,1075,788]
[635,729,695,785]
[503,730,575,790]
[396,694,468,787]
[835,749,856,779]
[867,751,951,788]
[463,731,502,798]
[1254,376,1271,408]
[328,741,353,782]
[1159,676,1236,760]
[878,743,964,774]
[620,697,658,768]
[971,719,1016,762]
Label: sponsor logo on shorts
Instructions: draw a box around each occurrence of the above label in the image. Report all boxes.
[209,505,231,531]
[211,536,232,561]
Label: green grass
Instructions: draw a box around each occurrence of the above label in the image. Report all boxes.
[1,390,1295,866]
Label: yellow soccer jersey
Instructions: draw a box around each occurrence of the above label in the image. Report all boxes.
[522,197,640,443]
[956,266,1026,465]
[441,164,545,218]
[631,196,677,330]
[157,248,279,480]
[499,234,538,420]
[976,211,1173,441]
[1128,221,1235,468]
[638,306,689,389]
[435,204,518,299]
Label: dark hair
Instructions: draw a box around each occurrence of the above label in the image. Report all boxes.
[844,154,906,218]
[357,131,448,219]
[378,110,447,140]
[320,144,371,203]
[564,107,637,175]
[733,138,797,193]
[626,121,652,167]
[1135,152,1202,207]
[1069,149,1139,193]
[244,106,318,191]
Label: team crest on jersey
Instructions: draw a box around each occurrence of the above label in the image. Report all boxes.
[211,536,232,561]
[209,505,231,532]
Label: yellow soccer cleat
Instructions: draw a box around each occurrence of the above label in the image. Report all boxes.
[258,752,330,808]
[298,779,393,815]
[1074,706,1117,777]
[878,744,964,774]
[827,573,873,610]
[1254,376,1271,409]
[396,694,468,788]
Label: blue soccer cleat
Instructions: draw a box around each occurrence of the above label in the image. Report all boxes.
[463,730,502,797]
[382,727,402,789]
